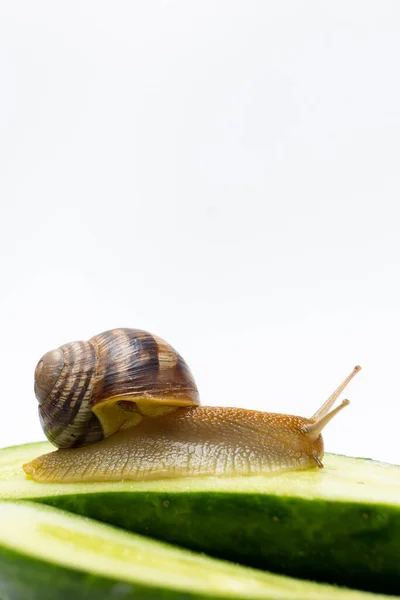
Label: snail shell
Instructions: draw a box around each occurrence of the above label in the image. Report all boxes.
[35,328,200,448]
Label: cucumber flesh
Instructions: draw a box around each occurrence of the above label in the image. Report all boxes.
[1,443,400,595]
[1,443,399,505]
[0,501,393,600]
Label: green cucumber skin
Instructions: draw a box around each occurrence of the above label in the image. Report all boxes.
[0,545,211,600]
[37,492,400,597]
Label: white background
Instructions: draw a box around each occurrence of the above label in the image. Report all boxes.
[1,2,400,465]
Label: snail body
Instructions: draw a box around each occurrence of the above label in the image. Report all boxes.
[24,328,360,483]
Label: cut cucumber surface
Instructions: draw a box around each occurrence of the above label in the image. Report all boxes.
[1,443,400,595]
[0,501,394,600]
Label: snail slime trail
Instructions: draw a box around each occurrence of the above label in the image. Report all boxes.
[24,328,361,483]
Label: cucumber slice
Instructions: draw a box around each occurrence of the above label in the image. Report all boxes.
[0,501,393,600]
[1,443,400,595]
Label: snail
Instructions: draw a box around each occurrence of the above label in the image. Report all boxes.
[23,328,361,483]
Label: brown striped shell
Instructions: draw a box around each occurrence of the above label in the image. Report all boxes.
[35,328,200,449]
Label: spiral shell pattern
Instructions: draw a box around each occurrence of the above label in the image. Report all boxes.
[38,340,102,448]
[35,328,200,449]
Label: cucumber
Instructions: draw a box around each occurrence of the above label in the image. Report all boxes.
[0,500,394,600]
[1,443,400,595]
